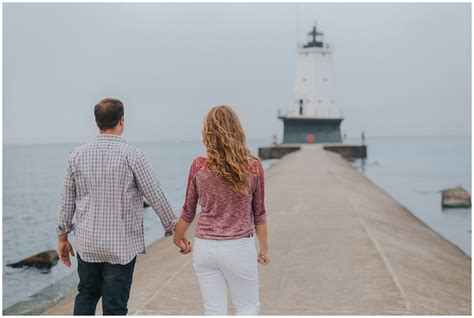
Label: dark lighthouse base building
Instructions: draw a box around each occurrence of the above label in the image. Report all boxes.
[279,116,343,144]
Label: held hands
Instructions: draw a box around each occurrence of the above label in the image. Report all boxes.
[173,236,192,254]
[257,250,271,265]
[173,218,192,255]
[58,235,75,267]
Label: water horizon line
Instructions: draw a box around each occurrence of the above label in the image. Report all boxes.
[3,133,471,147]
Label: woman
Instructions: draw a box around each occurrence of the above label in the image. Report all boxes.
[173,105,270,315]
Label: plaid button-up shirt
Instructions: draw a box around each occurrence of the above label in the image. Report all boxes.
[56,134,177,265]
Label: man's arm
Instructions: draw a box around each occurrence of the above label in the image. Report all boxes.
[132,151,177,236]
[56,155,76,267]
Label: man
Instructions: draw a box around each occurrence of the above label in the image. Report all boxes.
[56,98,191,315]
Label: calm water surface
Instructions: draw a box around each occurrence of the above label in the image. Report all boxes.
[349,135,471,256]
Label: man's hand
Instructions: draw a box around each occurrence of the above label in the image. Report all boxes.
[58,234,75,267]
[173,236,192,254]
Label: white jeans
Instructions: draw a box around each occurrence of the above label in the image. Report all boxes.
[193,236,260,315]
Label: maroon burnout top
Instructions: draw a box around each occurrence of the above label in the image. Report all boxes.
[180,156,267,240]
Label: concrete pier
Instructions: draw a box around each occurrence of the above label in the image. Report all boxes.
[44,145,471,315]
[258,145,301,159]
[258,144,367,160]
[323,144,367,159]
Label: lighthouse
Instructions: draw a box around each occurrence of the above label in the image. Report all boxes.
[279,23,343,144]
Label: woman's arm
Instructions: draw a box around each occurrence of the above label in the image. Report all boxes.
[255,223,271,264]
[173,218,192,254]
[253,160,270,264]
[173,158,200,254]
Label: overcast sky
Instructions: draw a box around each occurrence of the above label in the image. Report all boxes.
[4,3,471,144]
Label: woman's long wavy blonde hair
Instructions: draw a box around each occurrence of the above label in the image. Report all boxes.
[202,105,254,195]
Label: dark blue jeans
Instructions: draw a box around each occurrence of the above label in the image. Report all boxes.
[73,254,136,315]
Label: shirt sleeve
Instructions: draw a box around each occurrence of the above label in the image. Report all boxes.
[180,158,199,223]
[252,160,267,225]
[56,153,77,235]
[132,151,177,236]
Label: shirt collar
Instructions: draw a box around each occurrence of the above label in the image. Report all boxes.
[95,134,126,143]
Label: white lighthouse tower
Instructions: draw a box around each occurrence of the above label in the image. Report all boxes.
[279,23,343,143]
[293,24,340,118]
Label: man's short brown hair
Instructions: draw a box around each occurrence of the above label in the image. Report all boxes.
[94,98,124,130]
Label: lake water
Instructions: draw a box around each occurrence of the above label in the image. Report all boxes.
[349,135,471,256]
[3,135,471,309]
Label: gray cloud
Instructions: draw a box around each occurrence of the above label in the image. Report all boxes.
[4,3,471,144]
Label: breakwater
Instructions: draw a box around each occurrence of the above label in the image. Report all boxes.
[258,144,366,160]
[45,145,471,315]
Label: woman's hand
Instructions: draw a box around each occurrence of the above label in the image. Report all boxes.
[173,217,193,254]
[173,236,192,254]
[255,224,270,265]
[257,250,271,265]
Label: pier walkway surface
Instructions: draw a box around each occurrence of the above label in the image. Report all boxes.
[45,145,471,315]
